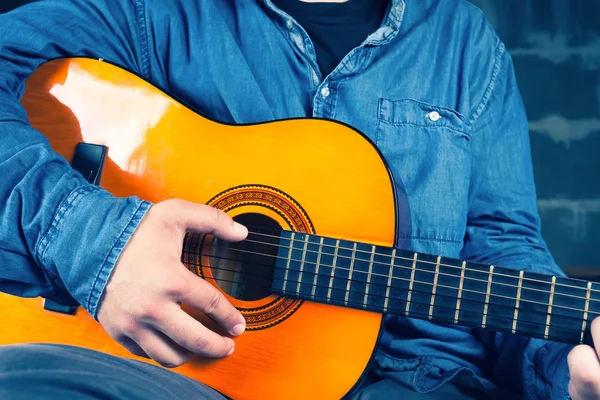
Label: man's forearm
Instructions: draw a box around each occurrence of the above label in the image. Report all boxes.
[0,0,149,312]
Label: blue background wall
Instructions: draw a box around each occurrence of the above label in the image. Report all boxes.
[2,0,599,275]
[470,0,600,275]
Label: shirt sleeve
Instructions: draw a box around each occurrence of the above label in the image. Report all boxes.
[0,0,153,318]
[461,43,572,399]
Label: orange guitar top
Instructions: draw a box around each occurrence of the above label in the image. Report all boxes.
[1,58,397,399]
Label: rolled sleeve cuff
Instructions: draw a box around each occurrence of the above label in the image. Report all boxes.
[36,185,152,319]
[87,197,151,318]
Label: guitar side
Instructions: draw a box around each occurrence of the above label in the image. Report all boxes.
[0,59,398,399]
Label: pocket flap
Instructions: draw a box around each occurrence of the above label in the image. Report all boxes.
[378,98,467,136]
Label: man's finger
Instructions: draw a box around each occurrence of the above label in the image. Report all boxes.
[118,336,150,359]
[176,268,246,337]
[568,345,600,399]
[169,200,248,242]
[155,303,236,358]
[134,329,192,368]
[592,317,600,359]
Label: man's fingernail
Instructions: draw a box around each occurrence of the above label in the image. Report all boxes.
[233,222,247,233]
[227,347,235,356]
[231,323,245,336]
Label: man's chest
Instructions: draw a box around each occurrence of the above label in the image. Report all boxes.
[147,0,477,257]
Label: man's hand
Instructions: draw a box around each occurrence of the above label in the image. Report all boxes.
[568,318,600,399]
[97,199,248,368]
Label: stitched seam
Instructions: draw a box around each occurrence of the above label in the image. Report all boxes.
[392,0,405,29]
[365,0,404,44]
[381,98,466,120]
[378,350,416,363]
[378,120,470,138]
[414,357,433,392]
[266,4,322,77]
[332,75,352,120]
[468,40,505,126]
[464,49,514,211]
[86,201,147,314]
[35,186,100,268]
[135,0,150,78]
[398,235,462,244]
[374,117,382,145]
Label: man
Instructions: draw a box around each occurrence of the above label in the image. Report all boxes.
[0,0,597,398]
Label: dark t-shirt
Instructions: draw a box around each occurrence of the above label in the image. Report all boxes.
[273,0,390,77]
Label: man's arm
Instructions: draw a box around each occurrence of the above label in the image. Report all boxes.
[461,45,572,399]
[0,0,150,312]
[0,0,247,367]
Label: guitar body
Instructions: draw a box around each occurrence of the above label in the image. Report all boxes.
[0,59,398,399]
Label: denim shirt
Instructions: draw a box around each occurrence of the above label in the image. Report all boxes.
[0,0,572,398]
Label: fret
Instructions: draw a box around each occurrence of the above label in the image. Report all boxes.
[271,231,600,346]
[326,239,340,303]
[512,270,524,333]
[428,256,441,320]
[481,265,494,329]
[458,263,489,326]
[544,276,556,340]
[295,234,310,295]
[482,267,519,333]
[454,261,466,324]
[363,245,376,308]
[581,281,592,343]
[546,276,589,344]
[310,237,324,299]
[383,249,396,313]
[516,271,556,340]
[343,243,358,306]
[282,232,295,292]
[405,252,418,316]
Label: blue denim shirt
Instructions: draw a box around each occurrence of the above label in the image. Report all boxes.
[0,0,572,398]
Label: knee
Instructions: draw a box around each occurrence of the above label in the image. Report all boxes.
[0,343,83,371]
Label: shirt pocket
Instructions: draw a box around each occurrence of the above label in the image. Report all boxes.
[375,98,471,250]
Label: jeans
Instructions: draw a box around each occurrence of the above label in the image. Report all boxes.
[0,344,490,399]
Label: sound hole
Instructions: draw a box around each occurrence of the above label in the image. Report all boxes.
[210,213,280,301]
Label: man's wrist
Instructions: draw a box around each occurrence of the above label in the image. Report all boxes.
[36,184,152,317]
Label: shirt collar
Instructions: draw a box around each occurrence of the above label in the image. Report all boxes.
[260,0,405,46]
[367,0,404,44]
[388,0,405,29]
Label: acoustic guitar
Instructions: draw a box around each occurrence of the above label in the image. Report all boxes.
[1,58,598,399]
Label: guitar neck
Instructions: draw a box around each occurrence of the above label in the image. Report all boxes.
[271,231,600,345]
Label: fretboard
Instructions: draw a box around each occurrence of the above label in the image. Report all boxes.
[271,231,600,345]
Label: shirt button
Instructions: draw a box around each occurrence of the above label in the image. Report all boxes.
[320,86,330,98]
[428,111,441,122]
[286,19,294,30]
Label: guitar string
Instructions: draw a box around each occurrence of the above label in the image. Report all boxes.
[187,245,600,317]
[237,238,592,304]
[203,261,595,330]
[243,230,600,295]
[193,265,589,343]
[196,236,600,307]
[198,246,561,302]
